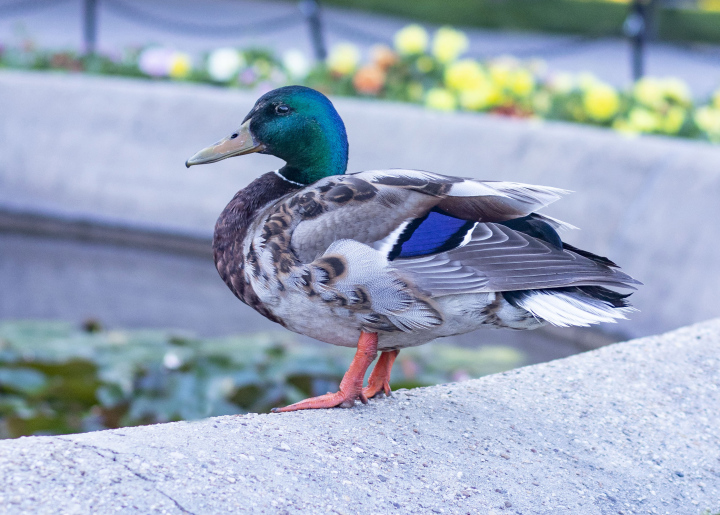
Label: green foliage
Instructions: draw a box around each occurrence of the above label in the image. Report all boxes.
[0,46,144,77]
[0,321,524,439]
[659,8,720,44]
[321,0,627,36]
[318,0,720,43]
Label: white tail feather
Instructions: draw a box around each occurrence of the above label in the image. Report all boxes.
[517,291,636,328]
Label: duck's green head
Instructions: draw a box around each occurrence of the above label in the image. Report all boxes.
[186,86,348,185]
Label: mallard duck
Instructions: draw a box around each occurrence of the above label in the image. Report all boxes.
[186,86,639,413]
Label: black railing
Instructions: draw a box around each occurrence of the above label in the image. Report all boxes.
[0,0,698,80]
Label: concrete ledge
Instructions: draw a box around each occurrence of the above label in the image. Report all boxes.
[2,71,720,339]
[1,319,718,514]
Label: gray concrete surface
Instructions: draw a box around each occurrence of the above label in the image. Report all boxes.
[2,0,720,96]
[2,70,719,341]
[0,318,718,514]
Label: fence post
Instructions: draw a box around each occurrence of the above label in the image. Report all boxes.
[83,0,98,56]
[299,0,327,62]
[623,0,649,82]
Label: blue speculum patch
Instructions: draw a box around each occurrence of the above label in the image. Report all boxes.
[390,209,476,260]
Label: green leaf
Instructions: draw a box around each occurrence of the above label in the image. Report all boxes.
[0,367,48,394]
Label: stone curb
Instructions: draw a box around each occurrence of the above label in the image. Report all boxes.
[1,319,718,514]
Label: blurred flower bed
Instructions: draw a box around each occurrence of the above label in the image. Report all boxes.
[2,25,720,142]
[0,321,523,439]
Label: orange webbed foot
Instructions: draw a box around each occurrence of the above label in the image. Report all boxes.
[362,350,399,400]
[271,388,369,413]
[271,332,378,413]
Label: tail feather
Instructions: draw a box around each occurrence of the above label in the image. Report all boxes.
[562,243,620,268]
[504,286,636,328]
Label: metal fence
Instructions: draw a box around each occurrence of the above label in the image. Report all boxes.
[0,0,688,80]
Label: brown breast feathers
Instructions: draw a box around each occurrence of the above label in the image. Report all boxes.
[212,172,301,325]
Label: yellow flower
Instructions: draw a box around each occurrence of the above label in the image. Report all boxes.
[699,0,720,12]
[327,43,360,75]
[444,59,485,91]
[628,107,661,132]
[508,68,535,97]
[394,25,429,56]
[634,78,665,109]
[582,82,620,121]
[425,88,457,111]
[459,84,500,111]
[695,106,720,142]
[712,90,720,110]
[432,27,469,63]
[662,78,691,106]
[168,52,192,79]
[488,62,512,89]
[662,106,686,134]
[704,102,720,142]
[694,106,720,133]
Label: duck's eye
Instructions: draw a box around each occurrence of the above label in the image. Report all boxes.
[275,104,290,114]
[230,133,239,139]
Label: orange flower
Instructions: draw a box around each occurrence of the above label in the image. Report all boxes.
[353,65,386,95]
[371,44,398,70]
[50,53,83,72]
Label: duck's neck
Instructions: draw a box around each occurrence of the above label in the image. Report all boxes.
[276,124,349,186]
[278,164,342,186]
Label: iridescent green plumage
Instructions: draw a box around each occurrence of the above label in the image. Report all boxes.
[247,86,349,185]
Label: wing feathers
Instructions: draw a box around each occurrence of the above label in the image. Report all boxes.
[357,170,569,222]
[284,169,637,302]
[395,223,638,296]
[437,181,569,222]
[292,170,574,261]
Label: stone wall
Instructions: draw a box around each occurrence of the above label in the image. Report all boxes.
[0,319,718,513]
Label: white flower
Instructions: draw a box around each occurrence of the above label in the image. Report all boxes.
[162,351,182,370]
[282,49,310,80]
[207,47,244,82]
[138,47,174,77]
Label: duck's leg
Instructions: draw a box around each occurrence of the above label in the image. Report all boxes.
[271,332,378,413]
[362,350,399,399]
